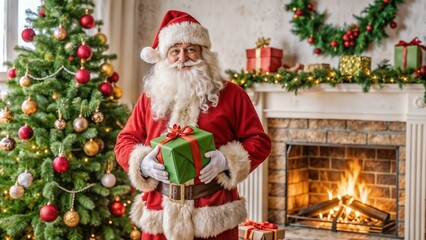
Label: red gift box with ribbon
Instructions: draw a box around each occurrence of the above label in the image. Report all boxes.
[238,219,285,240]
[151,125,215,184]
[394,37,426,70]
[246,47,283,73]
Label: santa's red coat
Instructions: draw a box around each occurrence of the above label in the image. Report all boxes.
[115,81,271,240]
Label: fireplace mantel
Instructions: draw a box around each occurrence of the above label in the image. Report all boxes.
[244,83,426,239]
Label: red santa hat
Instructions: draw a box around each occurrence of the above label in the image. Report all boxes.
[140,10,211,64]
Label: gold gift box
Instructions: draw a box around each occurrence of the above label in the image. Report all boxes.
[339,55,371,76]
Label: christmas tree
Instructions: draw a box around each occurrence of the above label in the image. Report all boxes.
[0,0,138,239]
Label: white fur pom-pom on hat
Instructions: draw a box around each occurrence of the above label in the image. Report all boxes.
[140,47,161,64]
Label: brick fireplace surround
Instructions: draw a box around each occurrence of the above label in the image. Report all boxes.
[238,83,426,239]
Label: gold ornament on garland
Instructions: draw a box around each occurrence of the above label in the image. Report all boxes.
[284,0,404,56]
[91,106,104,124]
[84,139,100,156]
[19,74,32,88]
[21,97,38,115]
[113,84,123,100]
[53,24,67,40]
[63,209,80,227]
[0,106,13,123]
[95,29,107,45]
[100,61,114,77]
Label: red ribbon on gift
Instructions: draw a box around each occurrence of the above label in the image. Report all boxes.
[156,125,202,177]
[395,37,426,70]
[241,219,278,240]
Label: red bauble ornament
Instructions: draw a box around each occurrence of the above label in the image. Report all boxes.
[383,0,389,3]
[419,66,426,76]
[39,9,46,17]
[109,200,126,217]
[98,81,114,97]
[39,203,59,222]
[53,155,69,173]
[68,56,75,62]
[366,25,373,32]
[314,48,322,55]
[307,37,314,44]
[7,67,16,78]
[342,34,349,41]
[107,72,119,83]
[21,28,36,42]
[330,40,338,48]
[307,3,314,10]
[344,41,350,48]
[390,21,397,29]
[76,44,92,60]
[75,68,91,84]
[18,125,34,141]
[80,14,95,29]
[296,9,304,16]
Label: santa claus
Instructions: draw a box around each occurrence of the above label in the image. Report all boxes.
[114,10,271,240]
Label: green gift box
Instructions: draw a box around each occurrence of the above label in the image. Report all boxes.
[151,126,215,184]
[394,45,422,70]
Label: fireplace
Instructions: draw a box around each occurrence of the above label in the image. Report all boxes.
[285,143,399,237]
[237,83,426,239]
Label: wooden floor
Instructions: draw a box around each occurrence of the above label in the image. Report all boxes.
[284,226,401,240]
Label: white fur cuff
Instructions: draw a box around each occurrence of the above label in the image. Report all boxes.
[128,144,159,192]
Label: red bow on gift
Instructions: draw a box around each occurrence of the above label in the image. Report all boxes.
[242,219,279,240]
[165,124,194,140]
[395,37,426,51]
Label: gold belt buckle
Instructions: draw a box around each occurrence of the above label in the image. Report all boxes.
[169,183,185,204]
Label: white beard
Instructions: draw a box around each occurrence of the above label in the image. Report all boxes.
[144,58,216,127]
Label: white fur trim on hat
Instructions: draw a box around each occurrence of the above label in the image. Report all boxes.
[157,21,211,58]
[140,47,161,64]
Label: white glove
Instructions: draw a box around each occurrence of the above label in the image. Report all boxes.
[140,146,170,183]
[199,150,228,184]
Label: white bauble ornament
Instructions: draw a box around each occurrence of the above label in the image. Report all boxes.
[101,173,116,188]
[9,183,25,199]
[17,171,33,188]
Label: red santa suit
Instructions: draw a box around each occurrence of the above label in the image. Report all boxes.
[114,81,271,240]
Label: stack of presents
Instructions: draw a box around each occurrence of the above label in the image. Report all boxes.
[245,37,425,75]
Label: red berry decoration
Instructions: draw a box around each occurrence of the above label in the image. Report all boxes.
[383,0,389,3]
[307,37,314,44]
[53,155,69,173]
[21,28,36,42]
[39,203,59,222]
[366,25,373,32]
[314,48,322,55]
[39,9,46,17]
[75,68,91,84]
[109,200,126,217]
[307,3,314,10]
[76,44,92,60]
[98,81,114,97]
[419,66,426,76]
[18,125,34,141]
[296,9,304,16]
[330,40,338,48]
[107,72,119,83]
[7,67,16,78]
[80,14,95,29]
[68,56,75,62]
[390,21,397,29]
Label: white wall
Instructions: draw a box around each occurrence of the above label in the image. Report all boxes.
[136,0,426,97]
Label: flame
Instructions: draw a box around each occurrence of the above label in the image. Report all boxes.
[333,160,369,201]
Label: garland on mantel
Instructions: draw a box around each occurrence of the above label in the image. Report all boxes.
[226,63,426,101]
[284,0,404,56]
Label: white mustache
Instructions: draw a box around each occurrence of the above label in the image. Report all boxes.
[170,59,203,69]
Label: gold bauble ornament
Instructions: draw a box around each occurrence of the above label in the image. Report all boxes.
[0,135,16,151]
[0,106,13,123]
[113,85,123,99]
[63,209,80,227]
[130,229,142,240]
[19,75,32,87]
[73,115,88,132]
[84,139,99,156]
[91,109,104,124]
[96,32,107,45]
[53,26,67,40]
[52,92,60,100]
[9,183,25,199]
[21,97,38,115]
[94,138,105,152]
[54,118,66,130]
[99,62,114,77]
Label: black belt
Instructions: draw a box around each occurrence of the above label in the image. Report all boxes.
[156,181,223,204]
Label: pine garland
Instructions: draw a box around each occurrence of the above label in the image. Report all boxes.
[284,0,404,56]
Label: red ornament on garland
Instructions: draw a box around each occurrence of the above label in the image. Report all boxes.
[383,0,389,3]
[109,200,126,217]
[7,67,16,78]
[390,21,397,29]
[39,9,46,17]
[314,48,322,55]
[296,9,304,16]
[307,3,314,10]
[53,154,69,173]
[75,68,91,84]
[80,14,95,29]
[39,203,59,222]
[68,55,74,62]
[21,28,36,42]
[330,40,338,48]
[307,37,314,44]
[18,124,34,141]
[98,81,114,97]
[107,72,119,83]
[366,25,373,32]
[76,44,92,60]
